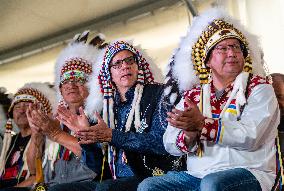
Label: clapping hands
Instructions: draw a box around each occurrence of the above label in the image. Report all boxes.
[166,98,205,132]
[26,101,61,142]
[76,112,112,144]
[56,105,90,132]
[56,107,112,144]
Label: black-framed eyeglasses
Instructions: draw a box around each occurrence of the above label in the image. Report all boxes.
[214,44,243,54]
[110,56,137,70]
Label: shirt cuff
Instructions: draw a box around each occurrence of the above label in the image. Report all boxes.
[200,117,224,144]
[176,131,198,153]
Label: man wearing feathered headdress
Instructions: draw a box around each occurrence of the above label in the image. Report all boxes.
[24,32,108,191]
[138,8,280,191]
[57,40,186,190]
[0,82,55,190]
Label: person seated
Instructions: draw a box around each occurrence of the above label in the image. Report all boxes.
[138,8,279,191]
[57,40,186,191]
[25,32,109,191]
[0,82,55,190]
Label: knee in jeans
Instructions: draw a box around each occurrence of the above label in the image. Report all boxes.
[200,174,223,191]
[137,178,153,191]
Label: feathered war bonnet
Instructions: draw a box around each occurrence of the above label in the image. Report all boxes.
[0,82,56,179]
[164,8,265,106]
[44,32,107,172]
[54,31,107,110]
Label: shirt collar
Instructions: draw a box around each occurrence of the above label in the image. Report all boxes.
[211,80,234,100]
[114,85,136,105]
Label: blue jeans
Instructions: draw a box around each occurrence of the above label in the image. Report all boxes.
[137,168,262,191]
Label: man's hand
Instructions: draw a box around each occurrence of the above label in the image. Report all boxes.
[26,103,42,135]
[40,117,62,142]
[26,102,61,142]
[56,106,90,132]
[26,103,45,151]
[167,98,205,132]
[76,112,112,144]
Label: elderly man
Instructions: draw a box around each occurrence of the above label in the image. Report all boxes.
[138,8,279,191]
[0,83,55,190]
[57,40,186,191]
[24,33,107,191]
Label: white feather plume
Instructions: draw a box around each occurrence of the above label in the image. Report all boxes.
[169,93,178,105]
[84,48,105,121]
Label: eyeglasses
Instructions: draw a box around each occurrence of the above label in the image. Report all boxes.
[61,79,85,86]
[214,44,243,54]
[110,56,136,70]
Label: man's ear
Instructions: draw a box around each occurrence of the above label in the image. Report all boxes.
[205,49,213,69]
[206,62,210,68]
[59,86,63,96]
[206,59,211,68]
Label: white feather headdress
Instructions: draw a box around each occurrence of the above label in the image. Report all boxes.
[54,31,108,108]
[164,8,266,106]
[54,42,101,109]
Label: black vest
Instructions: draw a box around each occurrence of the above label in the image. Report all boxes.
[126,83,186,178]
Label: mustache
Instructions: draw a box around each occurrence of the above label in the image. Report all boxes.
[121,73,132,77]
[225,58,238,62]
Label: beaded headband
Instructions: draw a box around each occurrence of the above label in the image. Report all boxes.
[54,31,107,108]
[8,87,52,118]
[60,57,92,85]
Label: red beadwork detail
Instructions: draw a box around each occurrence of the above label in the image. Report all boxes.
[176,131,189,153]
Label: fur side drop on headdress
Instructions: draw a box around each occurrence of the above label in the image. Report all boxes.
[0,82,56,180]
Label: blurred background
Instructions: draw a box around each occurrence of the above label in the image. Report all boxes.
[0,0,283,93]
